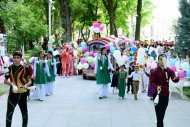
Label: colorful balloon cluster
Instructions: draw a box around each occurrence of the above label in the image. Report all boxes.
[89,21,104,33]
[168,60,190,79]
[77,41,96,70]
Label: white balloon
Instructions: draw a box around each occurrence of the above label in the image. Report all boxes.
[137,48,146,57]
[82,63,89,69]
[110,35,115,38]
[137,56,146,65]
[74,43,78,48]
[73,50,78,56]
[181,62,190,71]
[53,50,59,56]
[3,56,9,65]
[175,61,181,69]
[113,50,121,60]
[148,57,154,62]
[117,58,125,67]
[93,27,100,33]
[89,26,94,32]
[77,64,83,70]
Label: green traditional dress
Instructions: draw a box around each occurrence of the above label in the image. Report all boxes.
[47,58,56,82]
[116,70,128,98]
[34,59,48,84]
[96,55,111,85]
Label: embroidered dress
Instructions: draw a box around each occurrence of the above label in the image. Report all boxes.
[94,54,113,98]
[116,71,128,98]
[46,58,56,95]
[95,55,111,84]
[33,59,50,100]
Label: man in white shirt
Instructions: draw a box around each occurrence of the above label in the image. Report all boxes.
[128,65,143,100]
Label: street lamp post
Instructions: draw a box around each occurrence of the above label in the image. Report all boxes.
[48,0,55,50]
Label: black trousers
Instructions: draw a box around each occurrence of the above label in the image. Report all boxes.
[6,92,28,127]
[127,78,133,93]
[154,95,169,127]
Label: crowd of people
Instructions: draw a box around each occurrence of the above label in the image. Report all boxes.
[1,38,189,127]
[93,39,187,127]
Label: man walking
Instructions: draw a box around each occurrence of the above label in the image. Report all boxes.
[150,54,179,127]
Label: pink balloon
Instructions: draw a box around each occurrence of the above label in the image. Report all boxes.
[91,62,95,68]
[110,40,116,46]
[169,66,176,72]
[93,22,100,28]
[125,38,130,42]
[122,55,128,62]
[82,47,88,53]
[99,25,104,31]
[105,44,110,50]
[146,62,151,68]
[124,39,130,44]
[89,52,95,57]
[178,71,186,79]
[81,58,87,64]
[150,62,157,69]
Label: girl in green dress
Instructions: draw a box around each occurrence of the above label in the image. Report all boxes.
[94,47,114,99]
[115,65,128,99]
[33,51,50,101]
[46,51,57,96]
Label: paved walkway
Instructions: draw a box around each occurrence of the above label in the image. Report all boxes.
[0,76,190,127]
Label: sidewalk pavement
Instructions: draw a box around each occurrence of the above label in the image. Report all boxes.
[0,76,190,127]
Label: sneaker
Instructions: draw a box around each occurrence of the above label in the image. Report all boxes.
[99,97,102,99]
[39,99,44,102]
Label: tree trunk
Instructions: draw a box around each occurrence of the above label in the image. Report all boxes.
[109,12,116,36]
[135,0,142,40]
[0,19,5,33]
[102,0,118,37]
[59,0,72,44]
[108,0,117,37]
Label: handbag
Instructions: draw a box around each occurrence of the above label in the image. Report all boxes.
[154,90,161,106]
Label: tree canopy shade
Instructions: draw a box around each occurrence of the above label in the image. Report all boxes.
[0,0,153,53]
[0,0,47,53]
[175,0,190,57]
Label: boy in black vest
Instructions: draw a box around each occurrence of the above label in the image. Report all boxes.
[4,51,31,127]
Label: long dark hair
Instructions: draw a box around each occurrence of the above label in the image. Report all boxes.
[38,50,45,59]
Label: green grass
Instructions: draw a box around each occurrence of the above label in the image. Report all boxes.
[0,84,9,96]
[183,87,190,99]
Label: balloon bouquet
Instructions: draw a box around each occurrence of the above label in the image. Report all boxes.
[76,41,96,70]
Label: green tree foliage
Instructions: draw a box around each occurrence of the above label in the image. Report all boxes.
[70,0,100,41]
[175,0,190,57]
[141,0,154,28]
[0,0,47,53]
[115,0,137,35]
[0,0,154,54]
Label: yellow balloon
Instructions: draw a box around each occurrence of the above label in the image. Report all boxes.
[147,41,151,46]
